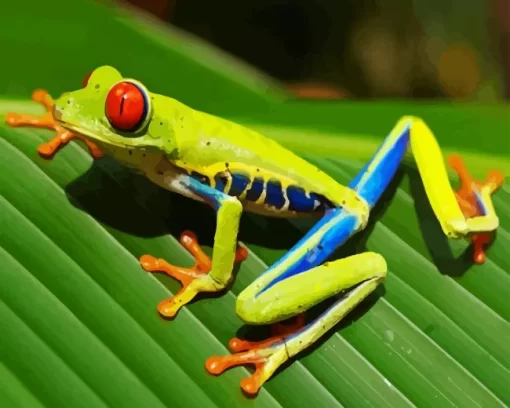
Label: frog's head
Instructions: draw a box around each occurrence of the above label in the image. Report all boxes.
[53,66,177,157]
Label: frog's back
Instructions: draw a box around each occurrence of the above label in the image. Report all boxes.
[175,106,350,217]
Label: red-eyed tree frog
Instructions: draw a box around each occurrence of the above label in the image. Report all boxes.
[5,66,504,396]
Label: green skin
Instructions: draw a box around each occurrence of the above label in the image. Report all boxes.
[53,65,376,310]
[49,66,386,389]
[54,66,364,212]
[47,65,499,394]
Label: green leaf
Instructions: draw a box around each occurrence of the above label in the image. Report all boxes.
[1,104,509,407]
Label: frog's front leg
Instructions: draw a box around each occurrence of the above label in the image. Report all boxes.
[5,89,102,159]
[140,175,248,317]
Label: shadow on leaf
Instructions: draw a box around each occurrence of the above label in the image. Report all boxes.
[61,153,486,386]
[406,166,483,277]
[63,157,317,251]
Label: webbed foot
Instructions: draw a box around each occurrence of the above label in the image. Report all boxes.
[206,343,288,396]
[140,230,248,318]
[205,314,306,396]
[448,154,504,264]
[5,89,102,159]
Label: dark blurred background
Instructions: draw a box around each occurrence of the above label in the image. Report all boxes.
[122,0,509,101]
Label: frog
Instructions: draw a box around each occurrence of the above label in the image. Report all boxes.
[5,66,504,396]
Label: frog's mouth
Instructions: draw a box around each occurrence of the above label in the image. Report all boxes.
[53,105,150,149]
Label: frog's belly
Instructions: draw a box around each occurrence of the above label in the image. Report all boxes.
[142,156,335,215]
[149,170,208,204]
[137,156,207,204]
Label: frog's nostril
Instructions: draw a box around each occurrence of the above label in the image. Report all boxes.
[52,105,63,121]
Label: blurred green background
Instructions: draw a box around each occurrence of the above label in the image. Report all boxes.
[1,0,509,103]
[159,0,508,100]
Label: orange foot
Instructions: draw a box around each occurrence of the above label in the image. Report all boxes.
[5,89,102,159]
[140,230,248,318]
[205,314,306,396]
[448,154,504,264]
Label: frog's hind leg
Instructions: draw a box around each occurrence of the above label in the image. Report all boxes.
[206,250,387,395]
[393,116,503,261]
[5,89,102,159]
[205,209,387,396]
[348,115,503,262]
[205,118,410,395]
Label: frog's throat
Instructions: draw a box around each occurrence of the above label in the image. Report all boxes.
[57,121,147,149]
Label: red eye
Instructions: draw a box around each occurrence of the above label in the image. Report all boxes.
[105,81,147,132]
[83,71,93,88]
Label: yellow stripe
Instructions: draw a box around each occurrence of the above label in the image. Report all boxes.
[405,116,465,236]
[355,118,411,189]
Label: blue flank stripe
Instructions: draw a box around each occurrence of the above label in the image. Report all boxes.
[246,176,264,202]
[183,174,229,211]
[229,172,251,197]
[287,186,330,213]
[256,122,411,297]
[265,178,286,209]
[287,185,316,212]
[214,172,228,193]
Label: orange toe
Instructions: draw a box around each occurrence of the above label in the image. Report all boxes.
[205,342,287,396]
[139,254,159,271]
[5,88,103,159]
[235,246,249,263]
[241,376,261,396]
